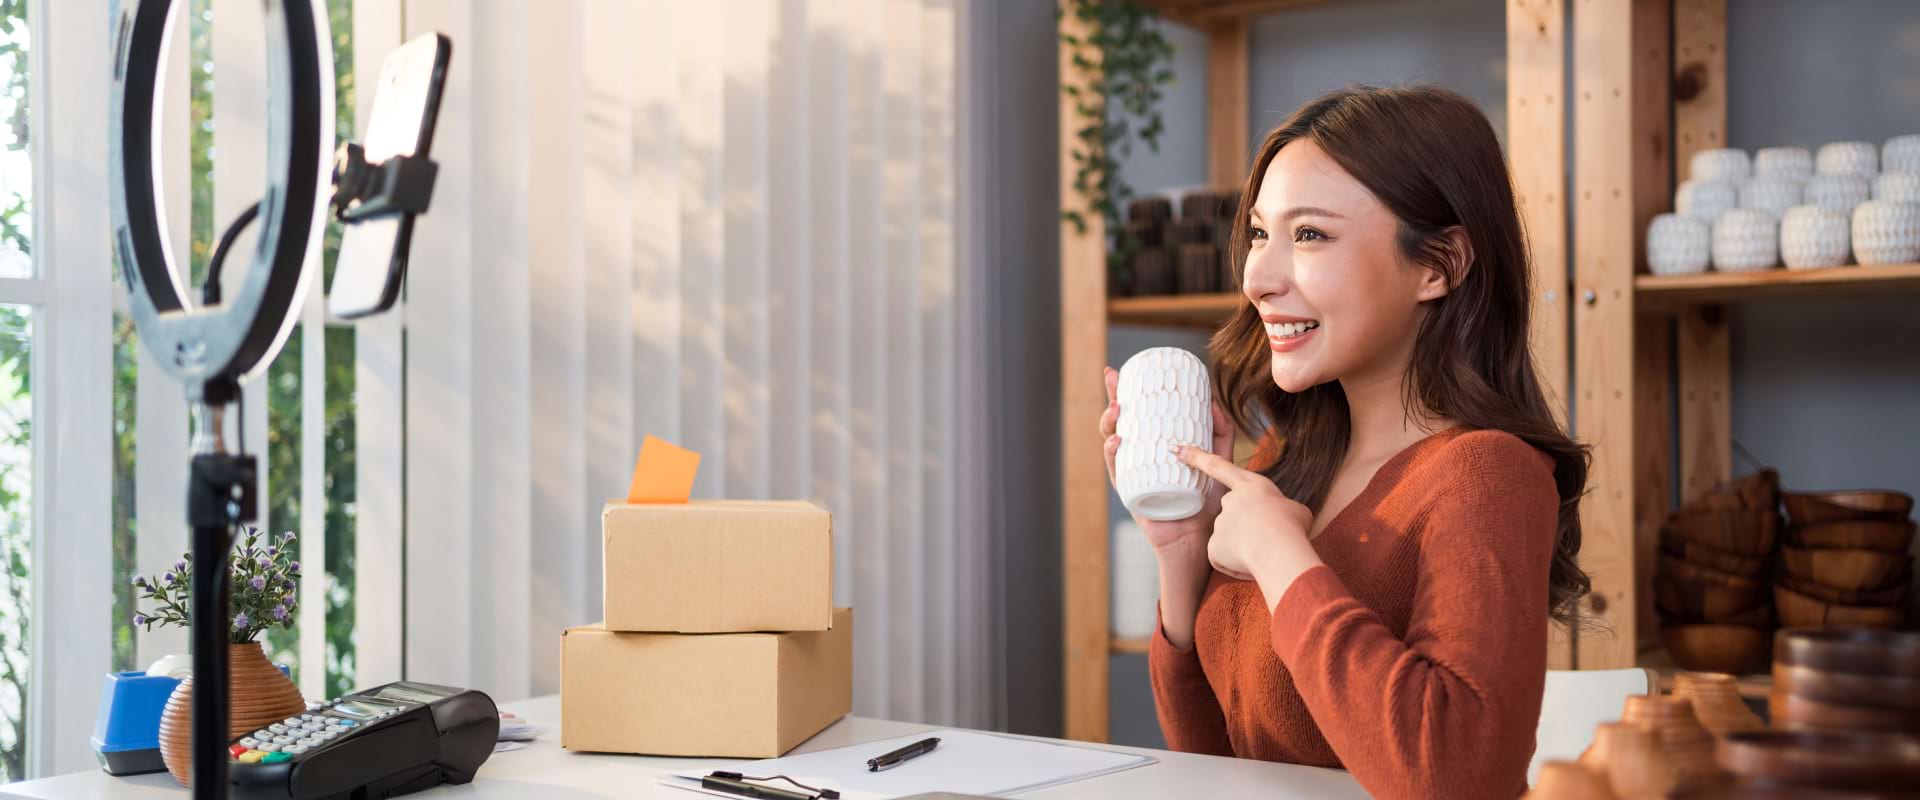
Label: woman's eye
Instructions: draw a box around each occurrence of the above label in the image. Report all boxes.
[1293,226,1327,243]
[1248,226,1269,241]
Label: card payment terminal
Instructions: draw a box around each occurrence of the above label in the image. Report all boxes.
[227,681,498,799]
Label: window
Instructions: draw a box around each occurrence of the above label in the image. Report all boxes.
[0,0,30,782]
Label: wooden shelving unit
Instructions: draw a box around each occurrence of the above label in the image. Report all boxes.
[1636,263,1920,310]
[1107,293,1240,329]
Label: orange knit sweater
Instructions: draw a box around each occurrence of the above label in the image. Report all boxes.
[1149,428,1559,799]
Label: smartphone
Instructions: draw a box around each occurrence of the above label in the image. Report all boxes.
[328,32,451,320]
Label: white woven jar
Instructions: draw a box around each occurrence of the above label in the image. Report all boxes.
[1690,148,1751,184]
[1780,206,1851,270]
[1816,141,1878,177]
[1884,135,1920,174]
[1712,209,1780,272]
[1115,347,1212,521]
[1754,147,1814,181]
[1110,520,1159,640]
[1852,201,1920,265]
[1873,172,1920,204]
[1676,179,1740,222]
[1739,176,1804,218]
[1805,174,1871,214]
[1647,214,1711,275]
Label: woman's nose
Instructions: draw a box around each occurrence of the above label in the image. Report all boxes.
[1241,244,1289,302]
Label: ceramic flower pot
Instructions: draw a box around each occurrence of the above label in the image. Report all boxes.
[1883,134,1920,174]
[1675,179,1739,223]
[1712,209,1779,272]
[1805,174,1872,214]
[1780,206,1851,270]
[1647,214,1711,275]
[1114,347,1212,522]
[1874,172,1920,204]
[1690,148,1750,184]
[158,642,306,787]
[1755,147,1814,181]
[1852,201,1920,265]
[1816,141,1878,178]
[1739,176,1804,219]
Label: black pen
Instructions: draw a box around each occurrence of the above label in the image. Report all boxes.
[700,774,812,800]
[867,736,941,772]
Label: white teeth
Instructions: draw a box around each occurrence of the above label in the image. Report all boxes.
[1265,321,1319,338]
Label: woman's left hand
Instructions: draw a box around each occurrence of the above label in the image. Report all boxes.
[1175,445,1323,608]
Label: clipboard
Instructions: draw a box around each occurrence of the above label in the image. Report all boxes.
[657,729,1156,800]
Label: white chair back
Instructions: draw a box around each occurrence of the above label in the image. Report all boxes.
[1529,668,1655,785]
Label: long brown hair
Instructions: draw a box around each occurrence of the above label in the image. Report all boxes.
[1210,85,1591,628]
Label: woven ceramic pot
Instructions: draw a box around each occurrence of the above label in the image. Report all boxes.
[1755,147,1814,181]
[1816,141,1878,177]
[1690,148,1750,184]
[1884,134,1920,174]
[1874,172,1920,204]
[1114,347,1212,521]
[1712,209,1779,272]
[159,643,306,786]
[1804,173,1872,214]
[1676,179,1739,223]
[1739,176,1804,219]
[1852,200,1920,265]
[1781,206,1851,270]
[1110,520,1158,639]
[1647,214,1711,275]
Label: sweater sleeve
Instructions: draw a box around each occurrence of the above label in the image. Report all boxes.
[1148,604,1235,756]
[1269,431,1557,800]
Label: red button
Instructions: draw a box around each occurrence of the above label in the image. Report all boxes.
[229,744,248,759]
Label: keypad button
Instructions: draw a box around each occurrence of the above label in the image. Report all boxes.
[268,724,288,734]
[283,717,303,727]
[287,745,309,755]
[258,743,282,753]
[263,752,292,764]
[238,751,266,764]
[306,702,326,712]
[253,729,275,740]
[229,745,249,758]
[317,730,339,741]
[239,737,260,748]
[272,735,295,745]
[295,737,316,746]
[338,720,357,728]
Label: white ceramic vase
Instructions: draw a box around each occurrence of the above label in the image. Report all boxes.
[1754,147,1814,181]
[1690,148,1751,184]
[1780,206,1851,270]
[1804,174,1871,214]
[1739,177,1804,219]
[1647,214,1711,276]
[1816,141,1878,178]
[1712,209,1779,272]
[1884,135,1920,174]
[1115,347,1213,521]
[1110,520,1159,640]
[1852,201,1920,265]
[1873,172,1920,204]
[1675,179,1739,222]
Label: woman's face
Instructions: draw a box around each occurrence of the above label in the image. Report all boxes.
[1242,138,1449,394]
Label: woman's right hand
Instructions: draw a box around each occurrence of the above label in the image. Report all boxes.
[1101,366,1235,553]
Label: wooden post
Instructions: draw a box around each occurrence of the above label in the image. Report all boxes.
[1672,0,1728,182]
[1672,1,1732,505]
[1634,317,1674,652]
[1205,19,1249,189]
[1571,0,1671,669]
[1060,2,1111,743]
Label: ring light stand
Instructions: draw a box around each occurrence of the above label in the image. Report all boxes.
[109,2,439,796]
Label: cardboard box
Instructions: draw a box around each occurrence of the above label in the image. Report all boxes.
[602,500,833,633]
[560,608,852,758]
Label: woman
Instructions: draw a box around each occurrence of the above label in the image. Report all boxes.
[1098,85,1590,799]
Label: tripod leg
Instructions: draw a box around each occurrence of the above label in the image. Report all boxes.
[190,520,232,798]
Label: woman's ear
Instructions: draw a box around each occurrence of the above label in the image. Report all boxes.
[1416,226,1473,302]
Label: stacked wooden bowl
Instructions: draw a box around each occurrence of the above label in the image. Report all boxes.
[1657,471,1781,674]
[1776,490,1915,631]
[1715,730,1920,797]
[1771,629,1920,736]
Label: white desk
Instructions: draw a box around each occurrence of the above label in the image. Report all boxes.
[3,694,1365,799]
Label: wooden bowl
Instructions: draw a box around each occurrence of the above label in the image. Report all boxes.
[1663,624,1771,675]
[1774,662,1920,712]
[1770,689,1920,734]
[1782,490,1914,526]
[1657,575,1767,621]
[1778,572,1909,607]
[1780,545,1911,591]
[1776,629,1920,676]
[1788,519,1917,552]
[1775,583,1907,630]
[1690,469,1781,513]
[1658,602,1772,628]
[1716,730,1920,791]
[1664,507,1780,556]
[1660,533,1768,577]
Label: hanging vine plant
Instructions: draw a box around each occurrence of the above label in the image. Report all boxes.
[1060,0,1176,290]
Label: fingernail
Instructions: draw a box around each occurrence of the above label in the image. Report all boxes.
[1168,443,1182,456]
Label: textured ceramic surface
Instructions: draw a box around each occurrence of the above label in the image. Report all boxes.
[1676,179,1740,222]
[1755,147,1814,181]
[159,643,306,787]
[1648,214,1711,275]
[1852,201,1920,265]
[1817,141,1879,178]
[1804,173,1872,214]
[1885,134,1920,174]
[1739,176,1805,219]
[1690,148,1751,184]
[1115,347,1213,521]
[1110,520,1158,639]
[1713,209,1780,272]
[1874,172,1920,204]
[1781,206,1851,269]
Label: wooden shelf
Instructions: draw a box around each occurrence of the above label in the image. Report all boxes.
[1110,636,1150,655]
[1107,293,1241,330]
[1139,0,1333,27]
[1635,263,1920,310]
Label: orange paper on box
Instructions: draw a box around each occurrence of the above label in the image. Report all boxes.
[627,435,700,504]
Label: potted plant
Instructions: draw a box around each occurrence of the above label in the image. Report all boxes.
[133,527,307,786]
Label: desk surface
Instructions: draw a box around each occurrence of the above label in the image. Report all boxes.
[3,694,1364,799]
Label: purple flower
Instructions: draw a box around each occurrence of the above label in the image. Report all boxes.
[163,572,176,585]
[272,606,288,621]
[133,614,147,626]
[131,575,146,587]
[233,612,251,630]
[266,546,278,557]
[282,531,297,543]
[283,581,296,592]
[173,559,186,573]
[249,576,266,591]
[256,556,271,569]
[289,561,301,573]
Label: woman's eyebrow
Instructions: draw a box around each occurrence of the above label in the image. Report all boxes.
[1281,206,1345,222]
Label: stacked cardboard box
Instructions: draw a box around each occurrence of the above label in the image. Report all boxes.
[561,500,850,758]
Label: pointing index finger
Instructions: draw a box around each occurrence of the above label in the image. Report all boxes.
[1174,444,1259,491]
